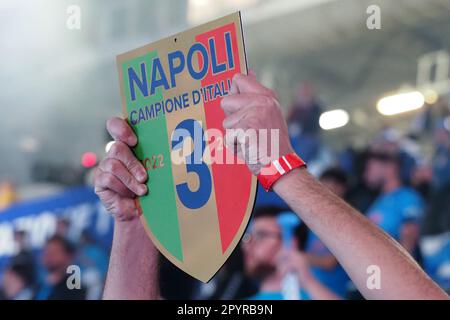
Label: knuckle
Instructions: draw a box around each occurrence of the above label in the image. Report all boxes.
[222,117,231,129]
[258,94,273,107]
[94,183,102,195]
[267,89,278,100]
[106,117,119,135]
[109,141,125,157]
[127,157,141,172]
[104,173,116,187]
[122,173,134,188]
[220,97,229,110]
[270,96,281,108]
[104,158,119,173]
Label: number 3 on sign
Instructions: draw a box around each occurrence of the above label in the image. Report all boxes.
[172,119,212,210]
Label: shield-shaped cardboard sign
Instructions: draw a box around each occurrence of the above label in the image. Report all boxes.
[116,12,257,282]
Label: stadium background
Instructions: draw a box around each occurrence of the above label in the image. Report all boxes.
[0,0,449,299]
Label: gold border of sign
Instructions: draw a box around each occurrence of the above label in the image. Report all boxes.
[116,12,257,283]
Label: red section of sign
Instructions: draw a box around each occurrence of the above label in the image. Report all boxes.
[196,23,252,253]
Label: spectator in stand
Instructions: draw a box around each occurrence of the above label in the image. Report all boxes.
[242,207,339,300]
[432,119,450,191]
[287,83,322,137]
[370,128,418,186]
[35,235,86,300]
[54,217,81,243]
[0,262,35,300]
[364,151,424,259]
[76,230,109,300]
[10,230,36,288]
[55,218,70,238]
[410,161,433,203]
[419,117,450,236]
[287,83,323,163]
[196,246,258,300]
[345,150,380,214]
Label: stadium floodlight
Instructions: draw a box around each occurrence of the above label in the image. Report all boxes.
[319,109,349,130]
[377,91,425,116]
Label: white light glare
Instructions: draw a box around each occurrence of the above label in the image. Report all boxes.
[105,141,115,153]
[319,109,349,130]
[377,91,425,116]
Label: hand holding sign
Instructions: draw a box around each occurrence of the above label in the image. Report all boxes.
[94,117,148,221]
[221,72,294,175]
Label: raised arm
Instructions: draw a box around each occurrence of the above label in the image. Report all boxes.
[95,117,160,300]
[221,73,448,300]
[274,168,445,299]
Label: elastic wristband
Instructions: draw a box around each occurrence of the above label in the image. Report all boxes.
[257,153,306,192]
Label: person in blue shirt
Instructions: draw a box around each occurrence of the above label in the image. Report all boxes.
[35,235,86,300]
[242,206,339,300]
[365,151,424,256]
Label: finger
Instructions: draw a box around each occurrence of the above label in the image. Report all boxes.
[229,77,239,95]
[228,70,256,94]
[107,117,138,147]
[224,130,238,150]
[107,141,147,183]
[221,93,273,115]
[94,168,136,198]
[99,158,147,196]
[232,73,274,96]
[222,108,248,129]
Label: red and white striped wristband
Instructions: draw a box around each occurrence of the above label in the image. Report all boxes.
[257,153,306,192]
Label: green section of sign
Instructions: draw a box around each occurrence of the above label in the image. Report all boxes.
[121,52,183,261]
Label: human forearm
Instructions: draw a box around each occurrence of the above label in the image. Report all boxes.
[306,253,337,270]
[220,73,448,300]
[273,168,448,300]
[103,218,160,300]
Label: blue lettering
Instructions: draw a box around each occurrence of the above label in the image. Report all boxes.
[225,32,234,70]
[150,58,170,95]
[128,63,148,101]
[192,90,201,105]
[213,82,222,99]
[145,105,155,119]
[130,110,138,125]
[182,92,190,108]
[209,38,226,74]
[154,102,162,116]
[187,43,209,80]
[138,108,146,123]
[168,50,185,87]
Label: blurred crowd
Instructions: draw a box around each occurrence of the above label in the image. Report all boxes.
[0,219,109,300]
[1,83,450,299]
[165,83,450,300]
